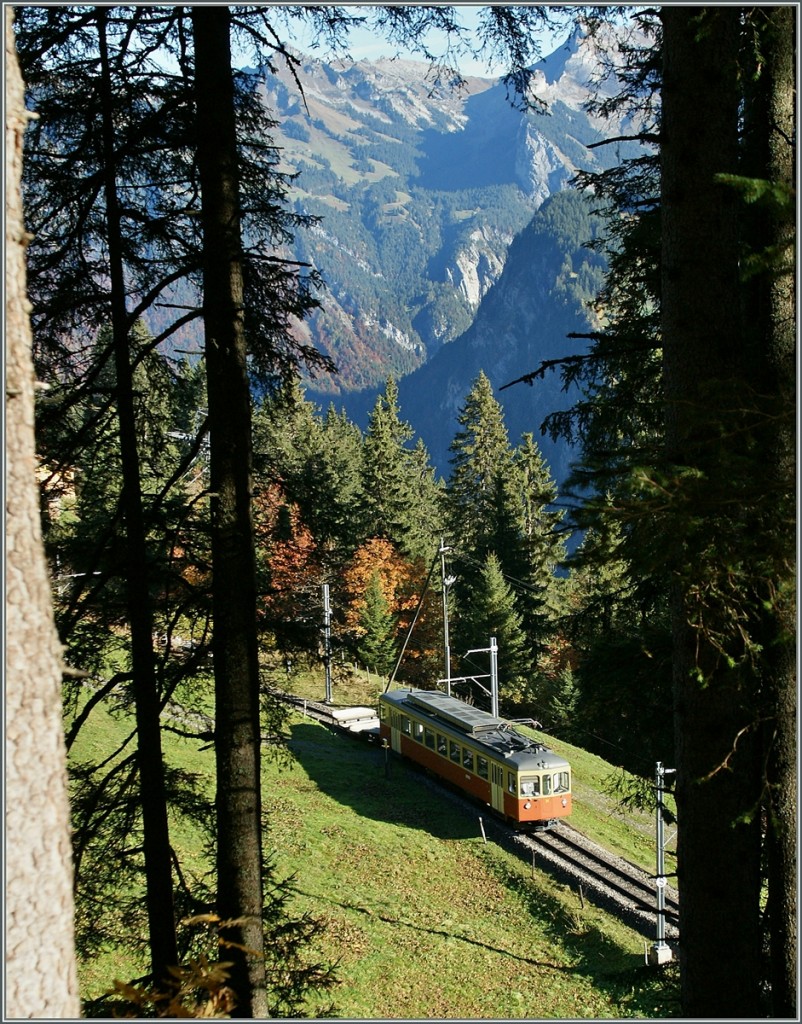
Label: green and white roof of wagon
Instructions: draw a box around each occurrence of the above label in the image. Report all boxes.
[382,688,569,772]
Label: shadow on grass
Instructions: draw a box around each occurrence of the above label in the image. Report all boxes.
[285,720,480,841]
[472,845,682,1017]
[284,720,681,1017]
[300,888,576,973]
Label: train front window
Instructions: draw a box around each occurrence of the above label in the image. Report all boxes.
[554,771,570,793]
[542,773,552,796]
[520,777,539,797]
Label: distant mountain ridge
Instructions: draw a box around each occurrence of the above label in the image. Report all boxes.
[245,24,649,481]
[258,23,639,400]
[337,188,607,485]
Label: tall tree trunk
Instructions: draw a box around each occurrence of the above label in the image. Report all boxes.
[661,7,763,1017]
[95,7,179,982]
[741,7,797,1016]
[192,8,268,1017]
[5,6,81,1016]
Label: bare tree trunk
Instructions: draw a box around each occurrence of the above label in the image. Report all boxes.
[5,6,81,1016]
[661,7,763,1017]
[192,8,268,1017]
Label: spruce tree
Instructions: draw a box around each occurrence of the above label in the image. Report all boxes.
[359,376,442,560]
[457,552,529,710]
[446,370,515,572]
[315,406,366,564]
[526,8,795,1013]
[509,432,566,648]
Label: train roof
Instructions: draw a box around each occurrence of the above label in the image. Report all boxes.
[381,688,569,771]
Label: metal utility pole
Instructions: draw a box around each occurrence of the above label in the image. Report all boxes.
[439,538,455,696]
[489,636,498,717]
[322,584,332,704]
[464,636,499,716]
[649,761,676,965]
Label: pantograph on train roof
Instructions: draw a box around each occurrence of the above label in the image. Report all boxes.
[395,688,549,757]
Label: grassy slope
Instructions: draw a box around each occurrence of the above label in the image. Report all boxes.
[69,677,680,1018]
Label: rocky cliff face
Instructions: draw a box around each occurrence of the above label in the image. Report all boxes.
[393,188,608,481]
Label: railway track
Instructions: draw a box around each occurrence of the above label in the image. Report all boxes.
[280,693,680,947]
[514,822,679,941]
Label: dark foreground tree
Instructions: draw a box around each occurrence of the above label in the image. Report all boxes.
[738,9,797,1015]
[661,9,785,1015]
[5,6,80,1014]
[192,7,268,1015]
[96,7,178,978]
[510,8,794,1014]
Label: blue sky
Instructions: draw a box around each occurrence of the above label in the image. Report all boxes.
[286,5,572,78]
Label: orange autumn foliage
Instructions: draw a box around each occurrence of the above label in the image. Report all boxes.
[253,482,319,622]
[342,538,418,636]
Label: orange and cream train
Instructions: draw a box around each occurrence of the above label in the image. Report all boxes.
[379,688,571,830]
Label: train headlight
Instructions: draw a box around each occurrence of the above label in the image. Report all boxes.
[523,801,531,810]
[561,798,568,807]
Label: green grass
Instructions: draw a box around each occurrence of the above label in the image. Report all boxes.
[266,717,679,1018]
[284,666,677,877]
[68,674,680,1018]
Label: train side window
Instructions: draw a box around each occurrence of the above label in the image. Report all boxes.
[554,771,570,793]
[379,704,387,721]
[507,771,517,795]
[477,756,489,780]
[450,740,461,764]
[401,716,411,736]
[437,733,447,756]
[542,773,552,796]
[413,721,423,743]
[424,728,435,750]
[463,748,475,772]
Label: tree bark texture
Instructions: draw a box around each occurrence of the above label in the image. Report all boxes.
[5,6,81,1017]
[741,8,797,1016]
[192,8,268,1017]
[95,8,179,981]
[661,7,764,1017]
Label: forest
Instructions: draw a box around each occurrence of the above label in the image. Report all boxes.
[6,5,795,1020]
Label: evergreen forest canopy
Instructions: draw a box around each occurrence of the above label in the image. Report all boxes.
[7,4,795,1020]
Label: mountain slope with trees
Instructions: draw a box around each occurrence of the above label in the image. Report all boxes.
[258,22,643,395]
